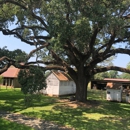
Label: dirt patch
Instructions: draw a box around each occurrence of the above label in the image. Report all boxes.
[58,99,100,108]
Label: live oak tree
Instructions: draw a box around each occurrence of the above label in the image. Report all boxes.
[0,0,130,102]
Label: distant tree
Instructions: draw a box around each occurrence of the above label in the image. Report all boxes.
[109,70,119,78]
[121,62,130,79]
[94,72,110,80]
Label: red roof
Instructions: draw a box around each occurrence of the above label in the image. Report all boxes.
[1,67,20,78]
[52,71,72,81]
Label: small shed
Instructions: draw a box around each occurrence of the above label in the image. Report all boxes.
[1,66,21,88]
[106,82,123,102]
[42,71,76,96]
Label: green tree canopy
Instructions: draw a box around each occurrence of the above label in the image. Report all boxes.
[120,62,130,79]
[0,46,27,73]
[109,70,119,78]
[94,72,110,80]
[0,75,3,85]
[0,0,130,101]
[94,70,119,80]
[18,66,46,95]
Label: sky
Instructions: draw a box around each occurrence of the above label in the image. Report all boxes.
[0,32,130,68]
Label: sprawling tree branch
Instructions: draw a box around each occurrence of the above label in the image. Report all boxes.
[50,50,68,67]
[0,28,34,45]
[29,36,51,40]
[31,11,48,29]
[0,64,11,74]
[93,66,130,74]
[0,0,27,10]
[90,48,130,68]
[0,56,11,62]
[66,40,83,61]
[63,43,80,67]
[123,14,130,19]
[25,60,57,65]
[26,43,49,61]
[103,31,116,54]
[21,25,47,31]
[85,28,100,61]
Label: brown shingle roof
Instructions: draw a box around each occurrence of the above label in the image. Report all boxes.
[1,67,20,78]
[106,82,122,89]
[52,71,72,81]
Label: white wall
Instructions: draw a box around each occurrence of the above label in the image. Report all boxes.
[59,81,76,95]
[43,73,60,95]
[42,73,76,96]
[106,89,122,102]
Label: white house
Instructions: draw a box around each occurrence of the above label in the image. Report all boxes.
[106,82,123,102]
[42,71,76,96]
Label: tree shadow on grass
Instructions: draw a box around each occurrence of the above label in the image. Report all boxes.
[98,101,130,117]
[0,89,58,112]
[0,118,33,130]
[0,90,24,100]
[0,90,25,112]
[22,101,130,130]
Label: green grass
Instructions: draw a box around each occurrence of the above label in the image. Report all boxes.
[0,87,130,130]
[0,118,34,130]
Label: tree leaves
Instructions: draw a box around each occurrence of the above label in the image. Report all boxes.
[18,66,46,95]
[0,0,130,77]
[121,62,130,79]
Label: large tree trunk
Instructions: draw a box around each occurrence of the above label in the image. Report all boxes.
[68,64,91,102]
[75,76,89,102]
[74,66,91,102]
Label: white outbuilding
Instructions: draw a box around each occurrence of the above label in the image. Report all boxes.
[42,71,76,96]
[106,82,123,102]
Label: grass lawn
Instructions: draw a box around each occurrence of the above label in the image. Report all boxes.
[0,118,34,130]
[0,87,130,130]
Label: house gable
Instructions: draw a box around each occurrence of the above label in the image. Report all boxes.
[46,72,59,86]
[0,66,21,88]
[1,66,20,78]
[52,71,72,81]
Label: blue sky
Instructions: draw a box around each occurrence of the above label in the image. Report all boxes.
[0,32,129,68]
